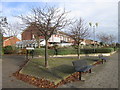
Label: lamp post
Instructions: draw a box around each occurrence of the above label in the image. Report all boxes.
[89,22,98,52]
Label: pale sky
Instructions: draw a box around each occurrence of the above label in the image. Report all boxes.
[0,0,119,42]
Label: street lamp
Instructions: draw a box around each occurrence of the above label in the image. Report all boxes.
[89,22,98,52]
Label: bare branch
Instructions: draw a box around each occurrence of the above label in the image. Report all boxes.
[17,5,71,67]
[97,33,116,44]
[18,6,71,40]
[5,22,23,37]
[69,18,90,44]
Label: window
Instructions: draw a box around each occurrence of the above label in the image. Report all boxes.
[32,34,35,39]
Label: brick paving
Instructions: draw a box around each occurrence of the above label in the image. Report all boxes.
[2,55,36,88]
[2,51,118,88]
[58,52,118,88]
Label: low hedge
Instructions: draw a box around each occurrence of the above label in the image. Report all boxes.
[34,48,76,55]
[34,48,54,56]
[34,47,115,56]
[3,46,14,54]
[3,46,20,54]
[81,48,114,54]
[57,48,76,55]
[3,46,116,55]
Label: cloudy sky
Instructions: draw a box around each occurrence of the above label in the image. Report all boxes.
[0,0,119,42]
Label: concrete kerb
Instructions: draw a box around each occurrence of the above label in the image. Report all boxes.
[37,51,117,58]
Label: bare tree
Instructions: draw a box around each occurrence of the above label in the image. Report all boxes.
[97,33,109,44]
[0,16,8,57]
[108,34,116,44]
[69,18,89,59]
[6,22,23,37]
[33,28,43,48]
[18,5,71,68]
[97,33,116,45]
[0,16,8,34]
[3,22,23,49]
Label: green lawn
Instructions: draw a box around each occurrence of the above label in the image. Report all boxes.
[20,56,98,84]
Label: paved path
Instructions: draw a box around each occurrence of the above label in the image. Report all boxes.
[2,55,36,88]
[2,51,118,88]
[59,52,118,88]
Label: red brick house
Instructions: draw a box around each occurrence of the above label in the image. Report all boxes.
[19,24,99,48]
[22,24,41,40]
[21,25,74,46]
[3,36,21,47]
[22,24,74,43]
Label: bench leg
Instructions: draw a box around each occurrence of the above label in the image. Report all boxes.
[79,72,82,80]
[89,69,92,73]
[102,59,104,64]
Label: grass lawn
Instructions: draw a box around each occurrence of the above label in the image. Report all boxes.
[20,56,99,84]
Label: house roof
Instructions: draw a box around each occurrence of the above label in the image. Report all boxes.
[58,31,69,36]
[84,39,93,44]
[3,36,20,41]
[22,24,70,36]
[3,36,13,41]
[21,23,38,35]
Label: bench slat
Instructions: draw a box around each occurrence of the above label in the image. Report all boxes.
[72,60,93,72]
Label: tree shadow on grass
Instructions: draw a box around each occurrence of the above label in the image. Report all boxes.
[28,60,75,80]
[37,64,75,80]
[51,64,75,74]
[30,60,45,67]
[50,64,75,79]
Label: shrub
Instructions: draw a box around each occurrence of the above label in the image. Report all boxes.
[34,48,55,56]
[96,48,114,53]
[56,48,114,54]
[3,46,21,54]
[33,47,114,56]
[112,47,119,51]
[81,48,114,54]
[20,49,27,54]
[34,47,76,56]
[3,46,14,54]
[57,48,76,55]
[34,48,44,56]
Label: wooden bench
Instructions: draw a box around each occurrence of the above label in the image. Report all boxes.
[72,60,93,80]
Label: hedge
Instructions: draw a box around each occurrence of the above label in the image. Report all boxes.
[80,48,114,54]
[3,46,20,54]
[3,46,116,55]
[3,46,14,54]
[56,48,76,55]
[34,47,115,56]
[34,48,55,56]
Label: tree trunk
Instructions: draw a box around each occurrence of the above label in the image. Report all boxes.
[0,33,3,58]
[45,39,48,68]
[38,41,41,48]
[77,43,80,59]
[37,40,40,48]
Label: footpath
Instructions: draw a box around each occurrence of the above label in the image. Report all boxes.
[59,52,118,88]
